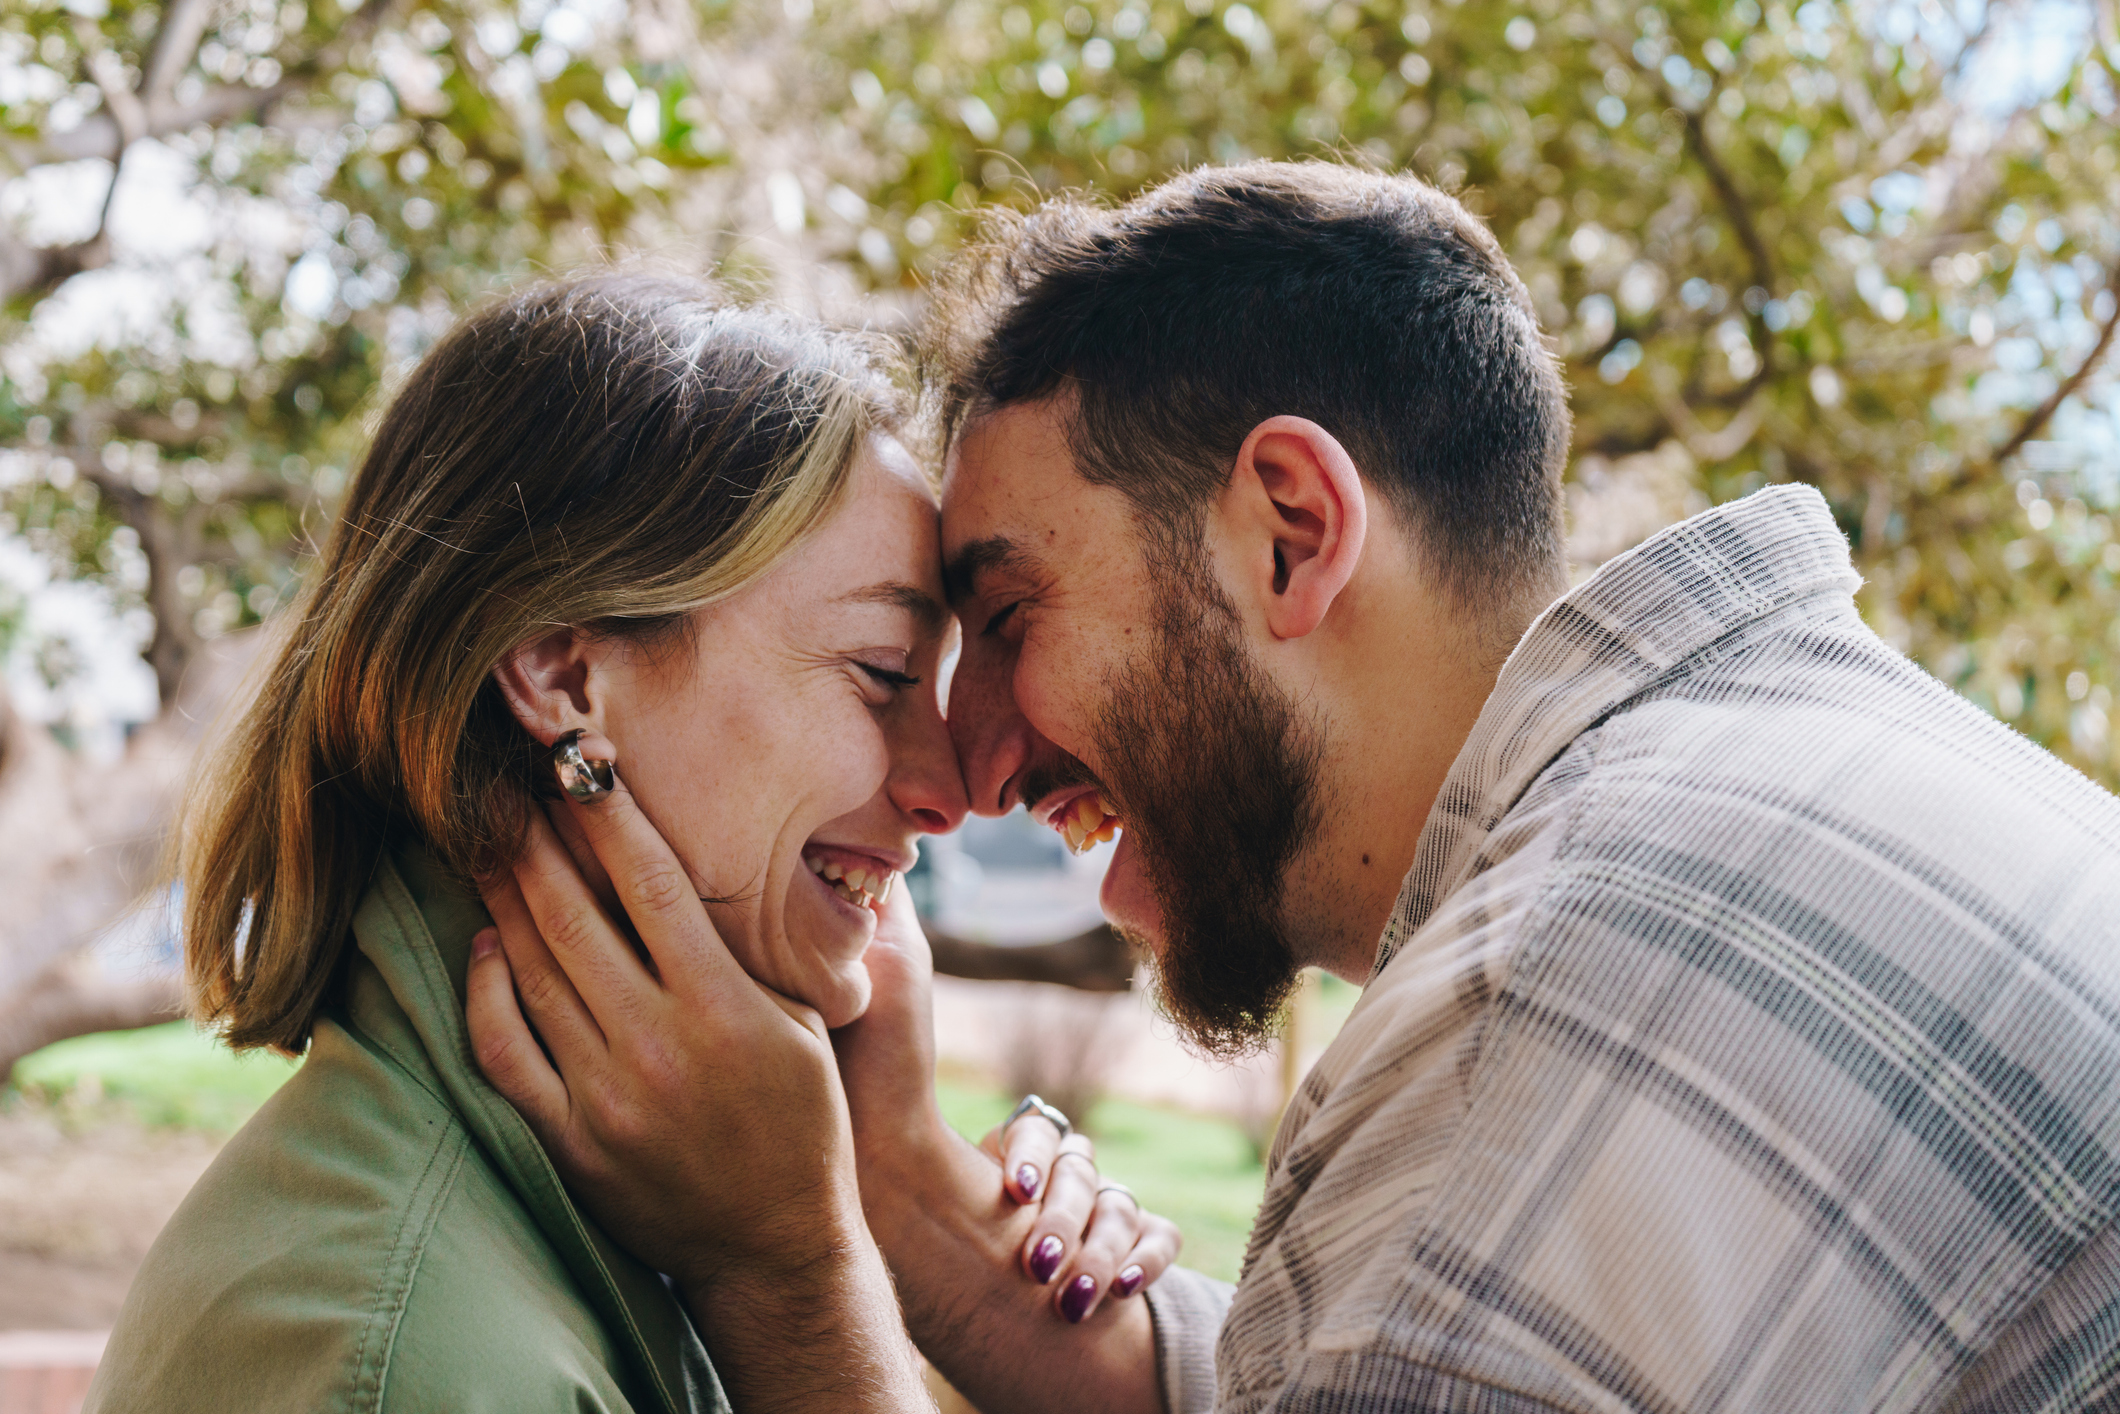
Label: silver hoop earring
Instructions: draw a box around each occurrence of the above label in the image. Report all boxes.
[550,729,616,802]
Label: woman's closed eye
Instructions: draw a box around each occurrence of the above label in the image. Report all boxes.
[861,663,921,689]
[852,654,922,703]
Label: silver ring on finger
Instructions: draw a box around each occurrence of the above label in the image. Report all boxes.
[1097,1182,1139,1213]
[1006,1093,1072,1139]
[1052,1150,1099,1184]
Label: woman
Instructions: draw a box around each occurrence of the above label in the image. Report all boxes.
[87,275,1169,1413]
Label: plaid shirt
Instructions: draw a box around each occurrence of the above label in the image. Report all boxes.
[1142,485,2120,1413]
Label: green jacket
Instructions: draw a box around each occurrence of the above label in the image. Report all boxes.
[86,849,730,1414]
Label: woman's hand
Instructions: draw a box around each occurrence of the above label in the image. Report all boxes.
[836,880,1182,1322]
[986,1120,1183,1323]
[464,775,867,1294]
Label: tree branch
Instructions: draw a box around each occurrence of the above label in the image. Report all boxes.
[1680,106,1778,403]
[0,235,113,308]
[0,0,401,308]
[73,455,209,707]
[79,42,147,244]
[82,44,149,149]
[1638,56,1780,409]
[1654,384,1766,463]
[0,953,184,1085]
[37,0,399,165]
[1579,422,1679,460]
[1982,283,2120,473]
[139,0,221,113]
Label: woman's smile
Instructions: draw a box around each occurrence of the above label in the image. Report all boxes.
[581,430,962,1029]
[800,840,915,914]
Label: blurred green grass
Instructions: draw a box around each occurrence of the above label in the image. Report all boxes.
[10,1021,1269,1283]
[8,1020,301,1131]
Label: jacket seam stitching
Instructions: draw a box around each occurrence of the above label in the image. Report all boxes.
[348,1117,470,1414]
[357,880,465,1117]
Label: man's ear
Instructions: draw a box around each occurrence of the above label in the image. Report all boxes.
[492,628,602,746]
[1221,415,1368,641]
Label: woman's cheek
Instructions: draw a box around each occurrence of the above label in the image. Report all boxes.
[823,715,894,816]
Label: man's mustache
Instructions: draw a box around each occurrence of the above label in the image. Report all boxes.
[1018,754,1109,816]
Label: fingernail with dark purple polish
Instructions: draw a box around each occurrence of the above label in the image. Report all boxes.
[1016,1164,1040,1200]
[1028,1235,1065,1284]
[1113,1265,1145,1298]
[1061,1274,1099,1323]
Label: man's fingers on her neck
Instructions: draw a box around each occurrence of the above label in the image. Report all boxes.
[554,770,747,998]
[545,800,618,914]
[465,928,573,1129]
[481,870,612,1068]
[510,808,660,1022]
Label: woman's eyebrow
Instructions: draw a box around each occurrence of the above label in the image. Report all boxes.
[838,581,947,633]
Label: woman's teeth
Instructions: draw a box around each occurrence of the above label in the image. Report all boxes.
[1059,791,1123,855]
[803,855,895,910]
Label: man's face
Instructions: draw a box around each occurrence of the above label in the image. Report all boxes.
[941,399,1321,1056]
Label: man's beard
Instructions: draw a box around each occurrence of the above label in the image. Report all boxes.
[1082,541,1326,1060]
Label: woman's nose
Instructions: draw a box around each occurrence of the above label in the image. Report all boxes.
[890,699,970,835]
[944,640,1033,817]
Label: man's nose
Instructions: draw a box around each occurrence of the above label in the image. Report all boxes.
[945,643,1037,817]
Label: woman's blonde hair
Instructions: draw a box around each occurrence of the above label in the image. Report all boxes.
[182,274,897,1052]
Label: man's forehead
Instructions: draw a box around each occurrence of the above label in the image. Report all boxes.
[939,400,1080,543]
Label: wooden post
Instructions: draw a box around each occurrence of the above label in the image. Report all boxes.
[1278,968,1315,1127]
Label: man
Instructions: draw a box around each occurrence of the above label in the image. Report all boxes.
[469,161,2120,1412]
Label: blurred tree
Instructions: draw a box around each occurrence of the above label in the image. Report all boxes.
[817,0,2120,785]
[0,0,2114,1062]
[0,0,758,1065]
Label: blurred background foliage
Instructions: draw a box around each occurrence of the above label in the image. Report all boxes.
[1,0,2115,784]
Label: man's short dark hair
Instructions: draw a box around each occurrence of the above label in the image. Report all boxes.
[928,160,1571,613]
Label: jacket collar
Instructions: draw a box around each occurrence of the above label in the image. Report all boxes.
[1374,483,1863,976]
[348,847,728,1414]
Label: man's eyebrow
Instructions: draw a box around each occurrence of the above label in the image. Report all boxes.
[838,581,947,632]
[943,536,1038,607]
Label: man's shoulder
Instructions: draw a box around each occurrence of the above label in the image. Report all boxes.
[1588,599,2115,828]
[1400,617,2120,1411]
[1547,603,2120,951]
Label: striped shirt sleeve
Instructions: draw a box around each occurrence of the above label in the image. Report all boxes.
[1144,1265,1234,1414]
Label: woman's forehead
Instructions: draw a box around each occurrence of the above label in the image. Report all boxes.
[850,438,945,572]
[757,438,946,623]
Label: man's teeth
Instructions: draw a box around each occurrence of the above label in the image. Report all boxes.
[803,855,895,909]
[1059,792,1123,855]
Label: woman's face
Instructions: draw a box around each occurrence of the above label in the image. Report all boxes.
[588,434,965,1026]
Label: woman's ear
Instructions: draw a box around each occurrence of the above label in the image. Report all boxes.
[493,629,601,746]
[1222,415,1368,641]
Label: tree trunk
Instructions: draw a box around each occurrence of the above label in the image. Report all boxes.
[0,630,261,1082]
[0,953,184,1082]
[925,923,1139,993]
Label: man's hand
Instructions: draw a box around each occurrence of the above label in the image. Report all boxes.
[464,765,926,1414]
